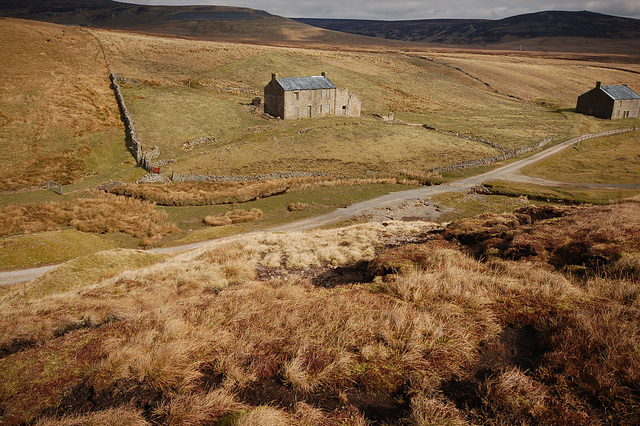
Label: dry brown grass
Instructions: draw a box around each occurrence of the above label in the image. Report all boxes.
[0,191,177,245]
[203,209,263,226]
[444,201,640,279]
[287,202,309,212]
[1,205,640,424]
[109,177,410,206]
[35,407,150,426]
[0,19,122,191]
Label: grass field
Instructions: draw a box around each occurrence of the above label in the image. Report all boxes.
[521,130,640,184]
[95,28,640,177]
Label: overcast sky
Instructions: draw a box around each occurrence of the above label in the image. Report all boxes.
[122,0,640,20]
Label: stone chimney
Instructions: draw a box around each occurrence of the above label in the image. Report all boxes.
[596,81,601,88]
[272,73,278,81]
[321,72,326,78]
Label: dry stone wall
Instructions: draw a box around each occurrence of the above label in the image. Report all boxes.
[170,171,334,183]
[110,73,145,165]
[430,127,639,174]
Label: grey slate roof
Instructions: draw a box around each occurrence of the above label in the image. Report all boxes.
[277,76,336,91]
[601,85,640,100]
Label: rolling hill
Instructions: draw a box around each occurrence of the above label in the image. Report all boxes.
[296,11,640,53]
[3,2,640,53]
[0,0,375,46]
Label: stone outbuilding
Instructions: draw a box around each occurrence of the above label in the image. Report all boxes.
[576,82,640,119]
[264,72,361,120]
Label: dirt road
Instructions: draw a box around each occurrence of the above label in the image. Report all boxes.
[1,128,636,286]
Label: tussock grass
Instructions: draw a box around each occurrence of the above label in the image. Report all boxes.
[287,202,309,212]
[35,407,150,426]
[204,208,263,226]
[0,191,178,246]
[110,177,412,206]
[2,204,640,424]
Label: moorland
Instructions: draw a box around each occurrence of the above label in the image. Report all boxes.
[1,2,640,424]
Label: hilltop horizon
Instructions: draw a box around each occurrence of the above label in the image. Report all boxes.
[114,0,640,21]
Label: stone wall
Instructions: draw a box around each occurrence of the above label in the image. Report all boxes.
[430,127,640,174]
[170,171,334,183]
[430,137,552,173]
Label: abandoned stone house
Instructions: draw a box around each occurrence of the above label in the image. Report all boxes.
[576,82,640,119]
[263,72,361,119]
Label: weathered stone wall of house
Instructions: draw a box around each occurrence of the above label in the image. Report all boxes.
[612,98,640,119]
[335,88,361,117]
[281,88,336,119]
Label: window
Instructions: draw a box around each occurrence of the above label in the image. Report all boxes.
[308,91,312,100]
[326,90,330,99]
[319,90,322,100]
[319,105,323,114]
[294,92,299,101]
[294,106,299,117]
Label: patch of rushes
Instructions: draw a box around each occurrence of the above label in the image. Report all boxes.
[521,130,640,184]
[204,208,263,226]
[485,180,640,204]
[0,191,177,246]
[109,177,417,206]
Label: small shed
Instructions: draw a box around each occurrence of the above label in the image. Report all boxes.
[576,82,640,119]
[264,72,360,120]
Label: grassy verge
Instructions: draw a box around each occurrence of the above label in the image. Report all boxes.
[485,180,640,204]
[0,230,120,271]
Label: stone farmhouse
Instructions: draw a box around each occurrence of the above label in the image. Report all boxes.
[264,72,361,120]
[576,82,640,119]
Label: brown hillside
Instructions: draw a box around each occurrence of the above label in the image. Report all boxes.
[0,1,386,48]
[0,18,121,191]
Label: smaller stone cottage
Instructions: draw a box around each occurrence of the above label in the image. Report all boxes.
[576,82,640,119]
[264,72,361,120]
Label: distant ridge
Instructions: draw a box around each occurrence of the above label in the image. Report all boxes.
[295,11,640,45]
[0,0,372,45]
[2,2,639,53]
